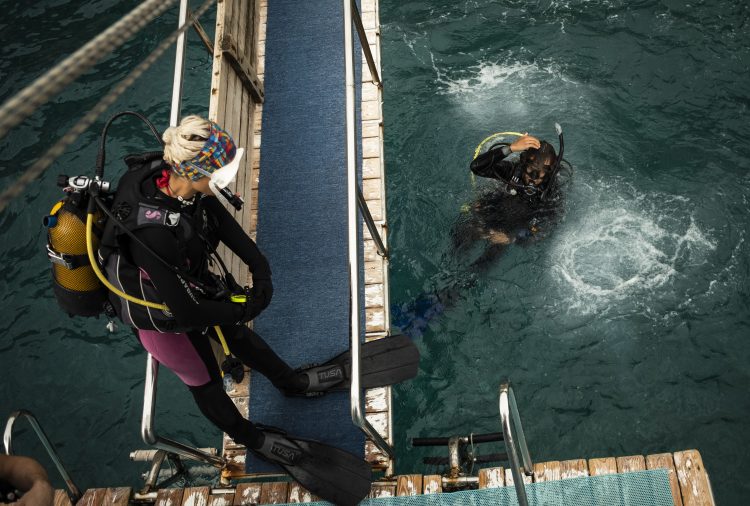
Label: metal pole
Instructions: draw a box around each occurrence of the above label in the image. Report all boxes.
[343,0,393,460]
[350,0,381,88]
[170,0,189,127]
[3,410,82,502]
[499,383,529,506]
[141,355,225,467]
[356,186,388,257]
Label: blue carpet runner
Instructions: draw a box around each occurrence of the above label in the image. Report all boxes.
[248,0,364,473]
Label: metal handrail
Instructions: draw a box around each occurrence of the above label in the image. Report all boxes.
[141,355,226,468]
[351,0,382,88]
[343,0,394,461]
[3,410,82,502]
[357,185,388,258]
[499,382,533,506]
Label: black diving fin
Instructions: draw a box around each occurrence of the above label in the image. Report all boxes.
[288,334,420,397]
[251,424,372,506]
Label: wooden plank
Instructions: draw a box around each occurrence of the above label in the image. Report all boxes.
[366,307,386,333]
[363,136,380,158]
[363,177,382,201]
[363,157,381,179]
[259,482,288,504]
[362,100,380,121]
[221,35,264,103]
[422,475,442,494]
[588,457,618,476]
[561,459,589,479]
[533,461,561,482]
[155,488,184,506]
[233,483,262,505]
[369,482,396,498]
[364,261,384,285]
[365,283,384,308]
[102,488,130,506]
[287,482,318,503]
[208,492,236,506]
[208,0,231,122]
[365,440,389,468]
[76,488,107,506]
[396,475,422,496]
[365,386,389,412]
[55,490,73,506]
[646,453,684,506]
[223,448,247,477]
[365,198,383,221]
[478,467,505,488]
[616,455,646,473]
[504,468,532,486]
[673,450,714,506]
[182,487,210,506]
[365,411,389,441]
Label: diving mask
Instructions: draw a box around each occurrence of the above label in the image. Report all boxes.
[190,147,245,210]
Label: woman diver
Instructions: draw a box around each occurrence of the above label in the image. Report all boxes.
[99,115,372,504]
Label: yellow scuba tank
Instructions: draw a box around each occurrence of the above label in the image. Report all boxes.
[44,176,109,317]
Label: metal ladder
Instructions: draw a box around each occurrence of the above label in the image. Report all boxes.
[499,380,534,505]
[3,410,82,503]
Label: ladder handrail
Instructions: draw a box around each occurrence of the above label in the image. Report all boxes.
[141,354,226,469]
[3,410,82,502]
[499,381,533,506]
[351,0,382,88]
[343,0,394,462]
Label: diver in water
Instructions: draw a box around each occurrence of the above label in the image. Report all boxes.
[453,130,569,269]
[394,128,570,338]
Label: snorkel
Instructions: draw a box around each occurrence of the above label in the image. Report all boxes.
[540,122,564,200]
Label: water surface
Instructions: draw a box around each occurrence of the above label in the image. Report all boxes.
[380,2,749,504]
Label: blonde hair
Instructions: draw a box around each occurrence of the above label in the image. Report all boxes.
[162,115,212,165]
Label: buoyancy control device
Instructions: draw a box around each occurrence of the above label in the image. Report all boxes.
[44,112,249,325]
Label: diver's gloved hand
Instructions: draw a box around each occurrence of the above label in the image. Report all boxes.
[251,276,273,312]
[237,277,273,323]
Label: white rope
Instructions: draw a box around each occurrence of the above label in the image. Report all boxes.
[0,0,179,141]
[0,0,216,213]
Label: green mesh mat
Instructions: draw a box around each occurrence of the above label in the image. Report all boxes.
[276,469,674,506]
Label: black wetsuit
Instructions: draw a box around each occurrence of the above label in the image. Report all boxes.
[454,144,563,268]
[117,165,297,449]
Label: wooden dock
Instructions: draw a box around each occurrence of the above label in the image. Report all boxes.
[54,449,714,505]
[206,0,393,475]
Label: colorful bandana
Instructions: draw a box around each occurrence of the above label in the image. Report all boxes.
[172,122,237,181]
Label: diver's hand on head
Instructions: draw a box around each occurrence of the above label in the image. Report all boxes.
[509,134,540,153]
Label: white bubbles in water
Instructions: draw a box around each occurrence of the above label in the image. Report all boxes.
[434,57,584,122]
[550,188,717,315]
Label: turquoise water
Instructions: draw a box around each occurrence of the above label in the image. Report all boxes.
[1,1,748,505]
[381,1,749,505]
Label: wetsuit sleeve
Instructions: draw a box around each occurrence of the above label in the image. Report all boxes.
[129,227,245,328]
[470,144,515,180]
[203,197,271,279]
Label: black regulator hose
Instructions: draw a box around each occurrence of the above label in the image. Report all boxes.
[96,111,164,179]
